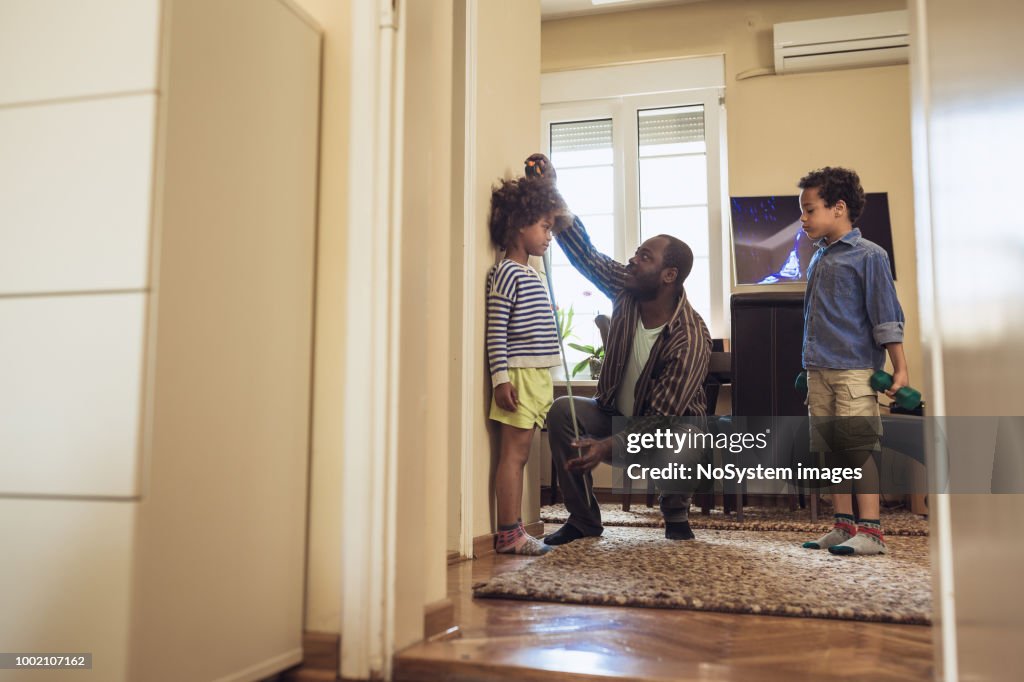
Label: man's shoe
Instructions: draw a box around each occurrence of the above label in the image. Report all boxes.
[665,520,695,540]
[543,523,599,546]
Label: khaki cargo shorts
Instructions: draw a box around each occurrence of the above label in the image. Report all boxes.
[807,368,882,453]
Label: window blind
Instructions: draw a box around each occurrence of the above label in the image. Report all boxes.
[550,118,613,153]
[638,106,705,146]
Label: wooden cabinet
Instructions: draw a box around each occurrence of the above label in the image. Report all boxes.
[731,292,806,417]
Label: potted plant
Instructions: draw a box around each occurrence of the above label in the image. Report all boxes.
[569,342,605,380]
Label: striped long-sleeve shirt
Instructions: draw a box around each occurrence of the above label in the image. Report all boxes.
[556,216,711,417]
[486,259,561,387]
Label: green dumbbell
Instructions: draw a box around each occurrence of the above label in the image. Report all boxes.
[795,371,808,393]
[870,370,922,410]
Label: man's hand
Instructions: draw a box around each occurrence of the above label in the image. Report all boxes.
[887,369,910,397]
[525,153,574,234]
[525,153,556,181]
[565,436,613,473]
[494,382,518,412]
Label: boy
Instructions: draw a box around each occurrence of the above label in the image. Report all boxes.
[797,167,908,556]
[487,175,567,555]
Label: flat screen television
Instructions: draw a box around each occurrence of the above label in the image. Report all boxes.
[729,193,896,285]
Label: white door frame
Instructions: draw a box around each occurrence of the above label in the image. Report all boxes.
[457,0,479,558]
[339,0,404,678]
[908,1,957,679]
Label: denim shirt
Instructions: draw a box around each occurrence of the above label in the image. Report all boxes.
[803,228,904,371]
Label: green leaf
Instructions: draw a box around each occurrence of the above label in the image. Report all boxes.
[567,342,597,355]
[572,358,590,378]
[555,304,576,342]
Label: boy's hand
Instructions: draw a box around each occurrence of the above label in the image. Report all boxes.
[494,382,518,412]
[566,436,612,473]
[887,369,910,397]
[525,153,556,181]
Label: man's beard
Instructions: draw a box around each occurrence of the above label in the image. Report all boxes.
[624,271,660,301]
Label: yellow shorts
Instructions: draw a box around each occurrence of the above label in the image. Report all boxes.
[489,367,553,430]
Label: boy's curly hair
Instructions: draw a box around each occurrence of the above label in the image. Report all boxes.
[798,167,867,223]
[489,176,568,250]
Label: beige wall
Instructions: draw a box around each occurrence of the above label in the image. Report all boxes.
[290,0,352,635]
[129,1,320,679]
[462,0,544,539]
[542,0,921,386]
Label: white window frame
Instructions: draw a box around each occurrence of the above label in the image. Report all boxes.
[540,56,730,339]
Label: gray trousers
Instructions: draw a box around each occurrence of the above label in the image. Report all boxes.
[547,396,692,535]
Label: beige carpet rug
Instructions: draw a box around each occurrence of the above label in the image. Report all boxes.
[474,526,932,625]
[540,503,929,536]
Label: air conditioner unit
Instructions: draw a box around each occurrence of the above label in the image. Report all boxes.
[773,10,909,74]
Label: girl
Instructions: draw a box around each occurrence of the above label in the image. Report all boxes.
[486,176,567,555]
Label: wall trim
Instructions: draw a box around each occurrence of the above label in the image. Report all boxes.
[212,648,303,682]
[423,598,456,639]
[281,632,340,681]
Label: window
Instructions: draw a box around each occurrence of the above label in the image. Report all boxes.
[541,57,728,380]
[637,105,711,324]
[547,118,615,380]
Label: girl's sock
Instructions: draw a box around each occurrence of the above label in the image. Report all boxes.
[496,521,551,555]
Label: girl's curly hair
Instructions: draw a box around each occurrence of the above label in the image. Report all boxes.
[489,176,568,249]
[798,167,867,222]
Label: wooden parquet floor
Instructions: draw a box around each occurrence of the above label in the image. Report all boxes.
[394,526,934,681]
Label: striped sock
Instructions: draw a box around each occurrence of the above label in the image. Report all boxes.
[495,522,524,550]
[855,518,886,547]
[802,513,856,549]
[496,521,551,555]
[829,519,888,556]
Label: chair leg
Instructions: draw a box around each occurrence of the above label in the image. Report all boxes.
[809,492,818,523]
[645,478,656,508]
[622,475,631,512]
[735,482,744,522]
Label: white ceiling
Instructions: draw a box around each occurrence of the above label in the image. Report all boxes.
[541,0,713,21]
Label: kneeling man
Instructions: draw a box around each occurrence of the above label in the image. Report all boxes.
[530,155,712,546]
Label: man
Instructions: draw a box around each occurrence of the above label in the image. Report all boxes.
[527,154,712,546]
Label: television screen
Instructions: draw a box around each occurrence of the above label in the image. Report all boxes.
[729,193,896,285]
